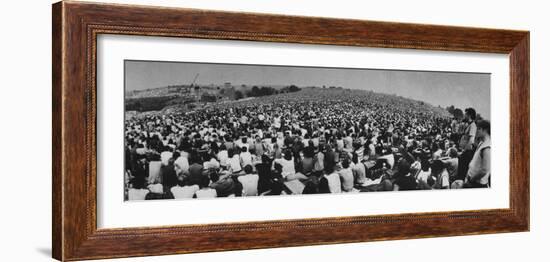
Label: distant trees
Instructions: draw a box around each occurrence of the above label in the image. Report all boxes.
[233,85,304,100]
[288,85,300,92]
[280,85,301,94]
[245,86,295,97]
[251,86,260,96]
[125,96,176,112]
[260,86,274,95]
[234,90,244,100]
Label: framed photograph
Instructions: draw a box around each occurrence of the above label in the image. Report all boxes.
[52,1,529,261]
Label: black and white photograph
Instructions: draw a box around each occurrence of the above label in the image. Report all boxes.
[2,0,545,261]
[124,60,491,201]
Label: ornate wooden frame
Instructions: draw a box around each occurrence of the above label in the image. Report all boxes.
[52,1,530,261]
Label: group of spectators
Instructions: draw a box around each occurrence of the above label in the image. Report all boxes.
[124,89,491,201]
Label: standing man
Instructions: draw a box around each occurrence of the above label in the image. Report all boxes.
[457,108,478,181]
[459,108,478,151]
[465,120,491,188]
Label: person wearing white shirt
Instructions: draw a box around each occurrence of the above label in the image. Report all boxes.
[194,175,217,198]
[343,134,353,152]
[228,149,242,173]
[465,120,491,188]
[378,153,395,169]
[273,116,281,129]
[195,188,217,198]
[160,150,173,166]
[311,136,319,148]
[217,145,229,168]
[127,178,150,201]
[174,155,189,176]
[235,137,250,152]
[274,151,296,178]
[354,146,364,161]
[238,165,260,196]
[240,147,253,168]
[203,156,220,171]
[170,177,200,199]
[322,169,342,194]
[336,137,344,152]
[147,183,164,194]
[128,187,149,200]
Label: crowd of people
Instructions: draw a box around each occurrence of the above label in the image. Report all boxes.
[124,89,491,201]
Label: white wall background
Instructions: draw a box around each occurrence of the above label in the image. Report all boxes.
[0,0,546,261]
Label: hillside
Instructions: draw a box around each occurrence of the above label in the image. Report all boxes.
[125,85,450,120]
[208,87,449,117]
[125,83,302,112]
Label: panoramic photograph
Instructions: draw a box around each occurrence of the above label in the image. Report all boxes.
[123,60,491,201]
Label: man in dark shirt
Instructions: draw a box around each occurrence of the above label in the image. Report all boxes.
[256,155,273,194]
[161,159,178,190]
[324,145,338,169]
[187,162,204,186]
[393,158,417,191]
[132,154,148,181]
[210,172,236,197]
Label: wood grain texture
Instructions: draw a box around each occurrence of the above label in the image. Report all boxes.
[52,1,530,261]
[509,34,530,227]
[52,2,63,260]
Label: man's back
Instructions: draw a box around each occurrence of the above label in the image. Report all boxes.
[171,185,199,199]
[339,168,354,192]
[325,172,342,193]
[238,174,259,196]
[188,163,204,185]
[240,152,252,166]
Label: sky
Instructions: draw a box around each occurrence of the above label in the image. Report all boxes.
[125,60,491,119]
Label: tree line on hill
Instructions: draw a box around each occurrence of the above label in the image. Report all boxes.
[241,85,301,99]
